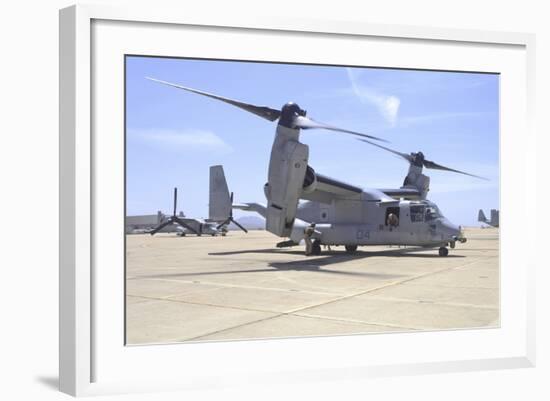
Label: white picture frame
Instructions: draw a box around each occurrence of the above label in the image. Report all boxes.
[59,4,536,397]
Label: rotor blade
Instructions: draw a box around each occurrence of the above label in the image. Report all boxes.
[230,218,248,233]
[216,218,231,230]
[294,116,389,142]
[173,216,200,234]
[422,159,489,180]
[173,187,177,216]
[358,138,488,180]
[146,77,281,122]
[150,219,174,236]
[356,138,412,162]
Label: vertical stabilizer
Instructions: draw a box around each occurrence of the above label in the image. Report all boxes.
[490,209,499,227]
[478,209,487,222]
[209,165,231,221]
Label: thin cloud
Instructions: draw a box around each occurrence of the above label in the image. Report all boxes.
[346,68,401,127]
[129,128,233,153]
[398,111,495,128]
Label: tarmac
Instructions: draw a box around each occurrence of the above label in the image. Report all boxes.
[125,227,499,344]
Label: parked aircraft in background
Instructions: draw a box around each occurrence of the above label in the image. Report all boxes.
[478,209,499,228]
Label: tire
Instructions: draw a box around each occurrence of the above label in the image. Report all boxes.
[345,245,358,253]
[438,247,449,257]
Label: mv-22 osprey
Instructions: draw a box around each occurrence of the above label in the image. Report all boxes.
[148,77,487,257]
[149,187,248,236]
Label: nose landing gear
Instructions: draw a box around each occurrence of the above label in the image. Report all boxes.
[438,247,449,257]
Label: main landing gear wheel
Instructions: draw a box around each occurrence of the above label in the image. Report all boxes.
[312,240,322,256]
[345,245,358,254]
[438,247,449,257]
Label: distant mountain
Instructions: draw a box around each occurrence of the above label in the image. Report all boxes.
[228,216,265,230]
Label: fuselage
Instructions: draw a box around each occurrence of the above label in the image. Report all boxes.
[292,196,462,247]
[158,217,223,236]
[247,120,463,249]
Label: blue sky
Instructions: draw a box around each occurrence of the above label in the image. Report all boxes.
[126,56,499,226]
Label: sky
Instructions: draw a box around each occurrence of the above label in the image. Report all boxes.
[125,56,499,226]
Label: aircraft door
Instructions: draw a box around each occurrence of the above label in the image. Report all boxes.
[384,206,401,230]
[408,203,429,243]
[398,203,412,232]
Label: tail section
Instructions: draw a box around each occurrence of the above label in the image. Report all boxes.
[209,165,267,229]
[209,165,231,221]
[478,209,487,222]
[233,202,267,219]
[490,209,499,227]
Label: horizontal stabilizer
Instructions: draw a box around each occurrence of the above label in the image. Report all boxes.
[233,202,267,218]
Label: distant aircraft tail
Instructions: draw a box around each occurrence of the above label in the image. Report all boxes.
[490,209,499,227]
[209,165,231,221]
[478,209,487,222]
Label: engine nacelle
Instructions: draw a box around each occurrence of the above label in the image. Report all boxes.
[265,125,309,237]
[302,165,318,194]
[403,166,430,200]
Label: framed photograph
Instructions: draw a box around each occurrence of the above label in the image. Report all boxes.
[59,4,536,396]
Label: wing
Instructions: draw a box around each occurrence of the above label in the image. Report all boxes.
[300,173,363,203]
[175,217,200,225]
[172,217,200,234]
[379,188,422,200]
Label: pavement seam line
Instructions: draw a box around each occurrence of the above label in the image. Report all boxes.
[127,293,341,315]
[182,312,287,341]
[144,277,344,296]
[359,295,500,310]
[281,258,489,316]
[290,313,419,330]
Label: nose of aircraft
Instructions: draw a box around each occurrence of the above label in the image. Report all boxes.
[439,218,462,240]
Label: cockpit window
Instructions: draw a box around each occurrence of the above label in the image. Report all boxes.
[410,205,425,222]
[425,205,442,221]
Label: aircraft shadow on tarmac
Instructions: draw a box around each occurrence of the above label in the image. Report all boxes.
[132,263,404,280]
[265,248,463,275]
[131,247,464,281]
[267,257,405,279]
[209,247,465,259]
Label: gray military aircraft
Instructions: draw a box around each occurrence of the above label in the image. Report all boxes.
[149,77,486,256]
[150,187,246,236]
[478,209,499,227]
[209,165,248,234]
